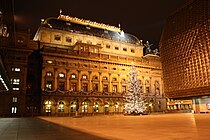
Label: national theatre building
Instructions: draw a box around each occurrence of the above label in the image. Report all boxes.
[160,0,210,113]
[0,10,165,116]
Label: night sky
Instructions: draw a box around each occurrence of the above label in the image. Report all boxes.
[14,0,188,48]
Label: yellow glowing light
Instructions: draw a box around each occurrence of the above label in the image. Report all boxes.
[58,14,121,32]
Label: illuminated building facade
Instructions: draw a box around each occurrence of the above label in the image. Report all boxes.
[160,0,210,113]
[0,10,165,116]
[33,13,165,116]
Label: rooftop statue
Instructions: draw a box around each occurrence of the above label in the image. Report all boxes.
[152,48,159,55]
[144,41,153,55]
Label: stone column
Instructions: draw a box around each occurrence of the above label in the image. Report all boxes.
[88,71,92,91]
[118,73,120,92]
[54,68,58,89]
[108,73,112,92]
[77,70,81,91]
[41,67,45,90]
[66,69,70,90]
[99,72,102,92]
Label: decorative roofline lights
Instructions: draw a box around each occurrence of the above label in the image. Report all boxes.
[58,14,121,32]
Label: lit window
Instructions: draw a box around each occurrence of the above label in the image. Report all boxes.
[54,35,61,41]
[113,85,117,92]
[114,103,119,112]
[11,107,17,114]
[82,102,88,112]
[12,97,17,102]
[86,26,91,30]
[13,79,20,85]
[59,73,65,78]
[66,22,71,26]
[58,101,65,112]
[82,75,87,79]
[71,74,76,79]
[46,81,53,89]
[12,79,20,91]
[17,37,24,43]
[47,60,53,64]
[70,102,76,112]
[80,46,84,51]
[93,102,99,112]
[103,77,108,80]
[13,88,19,90]
[12,67,21,72]
[45,101,52,113]
[46,72,52,77]
[66,37,72,42]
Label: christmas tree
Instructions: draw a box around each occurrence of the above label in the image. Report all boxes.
[124,64,147,114]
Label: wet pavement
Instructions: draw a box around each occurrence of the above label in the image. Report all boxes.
[1,113,210,140]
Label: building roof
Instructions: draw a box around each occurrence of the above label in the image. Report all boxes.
[41,16,141,45]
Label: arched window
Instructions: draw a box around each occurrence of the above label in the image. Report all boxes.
[139,80,143,93]
[114,102,119,112]
[59,73,65,78]
[58,101,65,112]
[82,101,88,113]
[155,81,160,95]
[45,101,52,113]
[104,102,109,113]
[70,101,76,112]
[122,78,126,82]
[112,77,117,81]
[71,74,76,79]
[92,75,98,80]
[82,75,88,80]
[145,80,150,93]
[46,72,53,77]
[102,76,108,80]
[93,102,99,113]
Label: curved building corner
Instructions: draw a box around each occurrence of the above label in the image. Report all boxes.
[160,0,210,113]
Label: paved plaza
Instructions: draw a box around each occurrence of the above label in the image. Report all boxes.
[0,113,210,140]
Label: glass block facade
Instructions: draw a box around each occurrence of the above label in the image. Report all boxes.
[160,0,210,98]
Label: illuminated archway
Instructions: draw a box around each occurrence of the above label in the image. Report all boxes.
[45,100,52,113]
[58,101,65,112]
